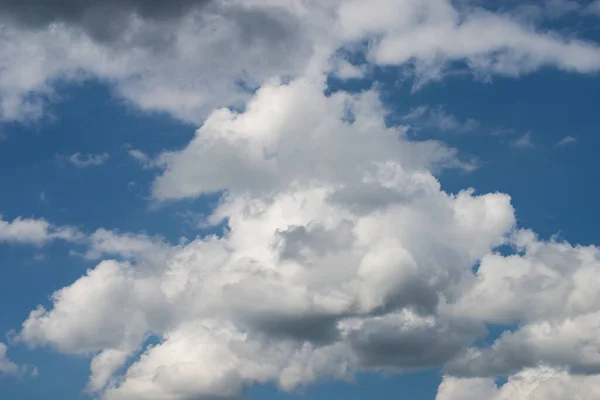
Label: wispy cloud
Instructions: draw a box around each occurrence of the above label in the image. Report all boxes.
[511,132,535,149]
[68,152,110,168]
[554,135,577,148]
[128,149,159,169]
[403,106,479,134]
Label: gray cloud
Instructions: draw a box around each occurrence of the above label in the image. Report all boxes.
[0,0,212,42]
[345,314,486,370]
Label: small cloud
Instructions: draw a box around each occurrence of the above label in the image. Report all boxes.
[490,127,517,137]
[511,132,535,149]
[587,0,600,15]
[402,105,479,134]
[39,191,46,202]
[128,149,159,169]
[554,135,577,148]
[402,105,429,121]
[68,152,110,168]
[331,58,368,80]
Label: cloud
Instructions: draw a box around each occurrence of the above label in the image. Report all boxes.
[152,78,473,201]
[442,230,600,379]
[330,58,368,80]
[1,0,600,123]
[0,0,212,43]
[511,132,535,148]
[403,106,480,134]
[0,343,20,376]
[436,366,600,400]
[555,135,577,148]
[69,152,110,167]
[588,0,600,16]
[127,149,159,169]
[16,77,519,399]
[0,1,316,123]
[14,76,600,400]
[7,2,600,399]
[0,215,82,246]
[337,0,600,86]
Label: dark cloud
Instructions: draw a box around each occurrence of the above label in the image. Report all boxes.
[249,313,343,344]
[0,0,212,42]
[347,316,485,370]
[276,221,354,263]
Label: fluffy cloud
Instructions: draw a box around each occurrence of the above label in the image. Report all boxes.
[437,367,600,400]
[0,216,82,246]
[444,231,600,378]
[14,77,600,400]
[7,2,600,399]
[2,0,600,122]
[16,76,519,399]
[152,78,472,200]
[0,343,20,376]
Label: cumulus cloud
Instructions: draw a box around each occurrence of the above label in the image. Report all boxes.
[15,76,520,399]
[7,2,600,399]
[437,367,600,400]
[69,152,110,167]
[0,215,82,246]
[0,343,20,376]
[14,77,600,400]
[1,0,600,122]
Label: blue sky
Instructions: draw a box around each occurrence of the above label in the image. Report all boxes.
[2,1,600,400]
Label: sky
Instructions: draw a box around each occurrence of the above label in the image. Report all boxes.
[1,0,600,399]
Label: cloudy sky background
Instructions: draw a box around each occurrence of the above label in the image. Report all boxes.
[1,0,600,399]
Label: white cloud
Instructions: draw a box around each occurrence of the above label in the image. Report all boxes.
[152,78,473,201]
[337,0,600,86]
[403,106,480,134]
[6,2,600,399]
[0,216,82,246]
[0,0,600,123]
[442,230,600,380]
[17,77,519,399]
[68,152,110,167]
[127,149,158,169]
[330,58,368,80]
[14,76,600,399]
[0,343,20,376]
[555,135,577,147]
[511,132,535,148]
[437,367,600,400]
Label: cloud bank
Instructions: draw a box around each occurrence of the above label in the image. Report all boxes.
[2,1,600,400]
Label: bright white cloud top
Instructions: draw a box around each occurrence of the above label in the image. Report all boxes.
[1,1,600,400]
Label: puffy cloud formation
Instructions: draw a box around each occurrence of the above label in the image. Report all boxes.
[437,367,600,400]
[0,216,82,246]
[1,0,600,122]
[445,231,600,378]
[6,1,600,399]
[0,343,20,376]
[9,75,509,399]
